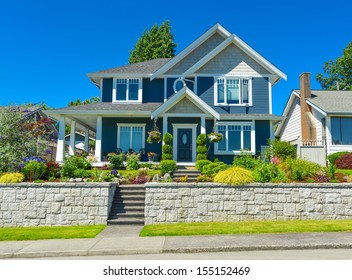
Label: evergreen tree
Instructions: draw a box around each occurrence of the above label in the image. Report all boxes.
[316,41,352,90]
[129,21,177,64]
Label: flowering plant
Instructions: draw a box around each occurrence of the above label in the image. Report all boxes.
[207,132,223,143]
[86,155,97,163]
[147,152,156,157]
[147,130,162,144]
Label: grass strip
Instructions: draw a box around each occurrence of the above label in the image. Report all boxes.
[335,169,352,176]
[140,220,352,237]
[0,225,106,241]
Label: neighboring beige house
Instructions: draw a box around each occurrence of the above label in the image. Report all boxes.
[276,72,352,165]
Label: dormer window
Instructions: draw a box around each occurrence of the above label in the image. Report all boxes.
[113,78,142,103]
[215,77,251,106]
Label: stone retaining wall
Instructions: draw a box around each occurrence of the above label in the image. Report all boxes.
[145,183,352,224]
[0,182,117,228]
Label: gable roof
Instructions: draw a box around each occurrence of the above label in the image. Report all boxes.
[151,86,220,120]
[275,89,352,137]
[182,34,287,84]
[151,23,230,80]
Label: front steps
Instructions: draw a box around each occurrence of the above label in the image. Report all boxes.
[173,166,200,182]
[108,185,145,225]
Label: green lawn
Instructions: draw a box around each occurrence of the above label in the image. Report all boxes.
[140,220,352,237]
[336,169,352,176]
[0,225,106,241]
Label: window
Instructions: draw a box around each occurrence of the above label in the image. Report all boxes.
[117,124,145,152]
[331,117,352,145]
[215,77,251,105]
[215,122,254,154]
[114,78,142,102]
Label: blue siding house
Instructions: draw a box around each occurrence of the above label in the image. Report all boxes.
[48,23,286,164]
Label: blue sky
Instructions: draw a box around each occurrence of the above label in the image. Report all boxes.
[0,0,351,115]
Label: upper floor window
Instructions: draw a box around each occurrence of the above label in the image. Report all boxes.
[113,78,142,103]
[215,77,251,106]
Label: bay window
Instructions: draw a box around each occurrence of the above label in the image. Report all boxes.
[117,123,145,152]
[215,122,254,154]
[215,77,251,105]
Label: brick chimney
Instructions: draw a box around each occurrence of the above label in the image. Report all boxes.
[300,72,317,143]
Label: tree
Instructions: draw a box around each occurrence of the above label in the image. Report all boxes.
[316,41,352,90]
[129,21,177,64]
[0,105,56,172]
[68,96,100,107]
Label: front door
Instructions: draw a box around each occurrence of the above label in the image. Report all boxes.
[177,128,192,162]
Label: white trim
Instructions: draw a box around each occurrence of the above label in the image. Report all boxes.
[268,80,272,114]
[201,116,206,134]
[194,76,198,95]
[151,86,220,120]
[214,121,255,155]
[100,79,103,102]
[219,115,283,121]
[164,77,167,102]
[95,116,102,161]
[151,23,231,80]
[163,113,207,118]
[112,78,142,103]
[116,123,146,152]
[56,116,65,162]
[172,123,198,162]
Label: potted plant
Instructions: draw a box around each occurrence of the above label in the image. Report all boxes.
[147,130,162,144]
[207,132,223,143]
[147,152,156,162]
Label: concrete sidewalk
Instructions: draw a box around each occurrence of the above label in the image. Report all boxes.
[1,226,352,259]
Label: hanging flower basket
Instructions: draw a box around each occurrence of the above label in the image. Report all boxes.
[207,132,223,143]
[147,130,162,144]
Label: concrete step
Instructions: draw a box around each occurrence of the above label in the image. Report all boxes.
[108,217,145,225]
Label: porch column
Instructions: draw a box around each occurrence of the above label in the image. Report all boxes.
[84,128,89,153]
[201,116,206,134]
[269,120,274,141]
[69,120,76,156]
[95,116,102,161]
[162,116,168,144]
[56,115,65,162]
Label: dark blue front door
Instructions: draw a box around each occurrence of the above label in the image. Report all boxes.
[178,128,192,162]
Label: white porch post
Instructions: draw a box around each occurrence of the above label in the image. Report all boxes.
[56,116,65,162]
[269,120,274,141]
[95,116,102,161]
[201,116,206,134]
[84,128,89,153]
[69,120,76,156]
[162,116,168,144]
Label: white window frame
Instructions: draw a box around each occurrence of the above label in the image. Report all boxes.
[214,121,255,155]
[116,123,146,152]
[214,77,252,106]
[112,78,142,103]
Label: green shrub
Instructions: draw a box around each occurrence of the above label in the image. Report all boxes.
[179,176,188,182]
[126,154,140,170]
[73,169,91,178]
[214,166,254,185]
[328,164,336,180]
[196,154,207,160]
[108,153,124,169]
[335,153,352,169]
[163,132,173,145]
[279,158,321,181]
[22,161,47,181]
[162,153,173,160]
[252,162,288,183]
[267,139,296,160]
[45,161,60,179]
[195,159,211,172]
[0,172,24,183]
[196,134,207,161]
[162,145,172,154]
[196,133,206,145]
[196,174,213,182]
[328,151,350,166]
[202,161,227,176]
[61,156,91,178]
[233,152,259,170]
[159,160,177,175]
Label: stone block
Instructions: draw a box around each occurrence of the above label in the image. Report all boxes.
[241,191,254,201]
[202,195,213,203]
[45,194,54,202]
[178,208,187,219]
[3,192,16,203]
[95,197,105,206]
[88,207,98,216]
[248,204,260,215]
[71,188,81,196]
[165,210,177,222]
[284,204,296,216]
[213,212,227,222]
[156,210,166,222]
[224,201,235,211]
[235,201,247,215]
[197,203,208,216]
[24,211,37,219]
[254,194,265,204]
[160,200,174,210]
[51,203,61,214]
[54,194,65,202]
[266,194,278,203]
[83,197,95,206]
[61,206,72,214]
[181,196,193,208]
[326,193,341,204]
